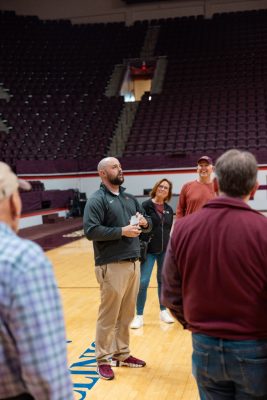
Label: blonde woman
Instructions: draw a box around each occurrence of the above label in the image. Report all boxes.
[131,178,174,329]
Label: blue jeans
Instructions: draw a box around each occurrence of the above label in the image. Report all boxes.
[192,333,267,399]
[136,252,166,315]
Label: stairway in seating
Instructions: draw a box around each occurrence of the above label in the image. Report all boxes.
[140,25,160,59]
[107,102,138,157]
[105,64,127,98]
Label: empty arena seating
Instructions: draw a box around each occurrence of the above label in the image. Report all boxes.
[0,9,267,171]
[19,179,76,214]
[0,11,146,171]
[20,188,76,214]
[123,10,267,164]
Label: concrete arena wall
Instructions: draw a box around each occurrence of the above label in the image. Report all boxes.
[19,166,267,229]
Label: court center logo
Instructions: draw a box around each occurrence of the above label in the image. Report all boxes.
[69,341,99,399]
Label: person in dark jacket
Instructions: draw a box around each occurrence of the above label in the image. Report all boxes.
[130,178,174,329]
[83,157,151,381]
[161,149,267,399]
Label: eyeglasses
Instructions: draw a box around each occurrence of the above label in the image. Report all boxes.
[158,184,169,190]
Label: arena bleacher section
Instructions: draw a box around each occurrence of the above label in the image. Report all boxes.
[0,9,267,172]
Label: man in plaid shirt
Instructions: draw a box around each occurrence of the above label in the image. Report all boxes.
[0,162,73,400]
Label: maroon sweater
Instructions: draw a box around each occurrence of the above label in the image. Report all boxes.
[162,196,267,340]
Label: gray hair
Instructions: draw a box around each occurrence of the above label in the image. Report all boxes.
[215,149,258,197]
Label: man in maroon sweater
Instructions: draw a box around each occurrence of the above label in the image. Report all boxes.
[162,149,267,399]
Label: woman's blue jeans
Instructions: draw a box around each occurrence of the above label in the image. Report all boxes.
[192,333,267,399]
[136,252,166,315]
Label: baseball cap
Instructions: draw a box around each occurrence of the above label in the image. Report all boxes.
[0,161,31,201]
[197,156,213,165]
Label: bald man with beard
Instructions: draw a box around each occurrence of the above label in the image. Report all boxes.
[84,157,152,381]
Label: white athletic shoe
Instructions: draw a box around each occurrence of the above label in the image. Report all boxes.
[130,315,143,329]
[160,310,174,324]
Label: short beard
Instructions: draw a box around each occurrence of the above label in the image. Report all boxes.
[109,175,124,185]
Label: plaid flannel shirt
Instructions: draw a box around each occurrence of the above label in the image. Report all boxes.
[0,222,74,399]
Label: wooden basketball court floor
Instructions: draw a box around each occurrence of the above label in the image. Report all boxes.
[47,237,199,400]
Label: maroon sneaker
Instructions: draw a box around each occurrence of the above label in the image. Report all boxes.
[111,355,146,368]
[97,364,114,380]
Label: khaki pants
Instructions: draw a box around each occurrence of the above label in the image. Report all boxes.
[95,260,140,365]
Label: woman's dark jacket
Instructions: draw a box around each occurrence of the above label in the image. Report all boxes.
[141,199,173,254]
